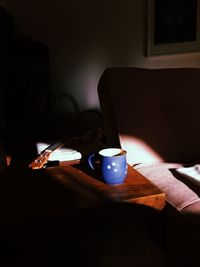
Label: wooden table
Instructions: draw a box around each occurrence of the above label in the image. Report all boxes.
[0,158,165,224]
[46,162,166,210]
[0,141,166,266]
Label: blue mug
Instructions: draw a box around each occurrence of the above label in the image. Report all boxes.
[88,148,128,184]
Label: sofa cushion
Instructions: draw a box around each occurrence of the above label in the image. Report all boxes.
[98,68,200,165]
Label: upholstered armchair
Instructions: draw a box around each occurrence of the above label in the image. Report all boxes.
[97,67,200,265]
[97,67,200,215]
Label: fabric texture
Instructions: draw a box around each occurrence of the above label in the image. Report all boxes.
[135,163,200,214]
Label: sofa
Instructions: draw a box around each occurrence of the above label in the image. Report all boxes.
[97,67,200,265]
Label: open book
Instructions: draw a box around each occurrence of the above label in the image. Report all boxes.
[36,142,82,162]
[29,127,103,169]
[176,165,200,186]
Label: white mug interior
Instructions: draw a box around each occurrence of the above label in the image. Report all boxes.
[99,148,126,157]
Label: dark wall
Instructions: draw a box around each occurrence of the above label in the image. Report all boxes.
[6,0,145,112]
[4,0,200,136]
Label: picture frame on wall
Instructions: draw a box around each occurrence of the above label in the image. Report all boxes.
[146,0,200,56]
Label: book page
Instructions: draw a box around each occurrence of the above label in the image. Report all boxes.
[176,165,200,186]
[36,142,82,162]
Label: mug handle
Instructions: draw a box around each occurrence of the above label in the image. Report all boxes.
[88,153,96,170]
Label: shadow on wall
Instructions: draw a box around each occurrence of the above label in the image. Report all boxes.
[3,90,103,159]
[6,0,144,111]
[50,92,103,138]
[51,92,80,137]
